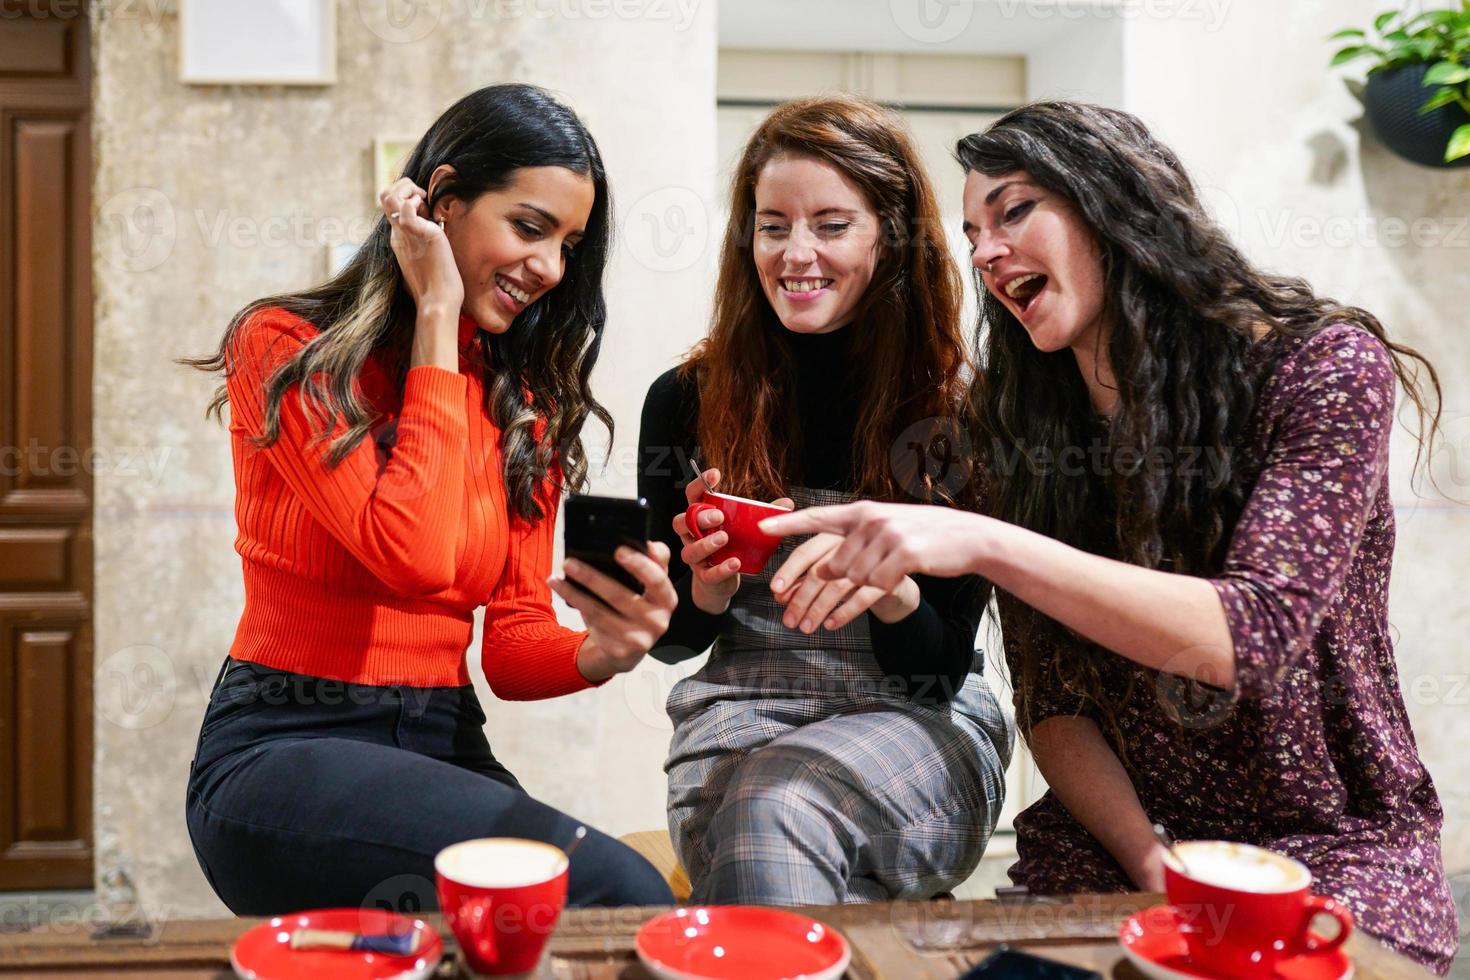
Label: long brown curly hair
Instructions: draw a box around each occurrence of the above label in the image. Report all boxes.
[957,101,1443,735]
[683,95,969,504]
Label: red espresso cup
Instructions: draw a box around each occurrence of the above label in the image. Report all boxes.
[1164,840,1353,978]
[685,490,792,576]
[434,838,569,976]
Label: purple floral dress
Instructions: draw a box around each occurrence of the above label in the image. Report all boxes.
[1005,325,1460,974]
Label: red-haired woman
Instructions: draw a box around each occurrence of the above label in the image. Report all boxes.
[637,96,1013,905]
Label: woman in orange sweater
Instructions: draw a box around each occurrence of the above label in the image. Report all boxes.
[183,84,677,914]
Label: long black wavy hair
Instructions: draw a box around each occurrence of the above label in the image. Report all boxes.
[956,101,1442,734]
[185,83,613,523]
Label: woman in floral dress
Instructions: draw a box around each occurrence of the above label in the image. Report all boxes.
[760,101,1459,973]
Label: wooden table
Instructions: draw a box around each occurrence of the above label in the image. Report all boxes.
[0,894,1435,978]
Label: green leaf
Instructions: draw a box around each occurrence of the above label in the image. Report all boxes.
[1329,27,1366,40]
[1424,61,1470,85]
[1384,41,1422,64]
[1409,9,1459,28]
[1414,37,1446,61]
[1420,86,1461,112]
[1446,122,1470,161]
[1375,9,1398,33]
[1331,45,1369,67]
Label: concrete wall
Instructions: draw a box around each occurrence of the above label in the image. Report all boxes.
[91,0,716,917]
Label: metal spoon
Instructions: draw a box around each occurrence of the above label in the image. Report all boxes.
[688,456,710,496]
[1152,822,1191,876]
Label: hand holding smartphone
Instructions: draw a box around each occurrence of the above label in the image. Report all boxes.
[562,495,651,602]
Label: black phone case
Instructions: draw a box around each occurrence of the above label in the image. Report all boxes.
[563,495,651,597]
[958,947,1103,979]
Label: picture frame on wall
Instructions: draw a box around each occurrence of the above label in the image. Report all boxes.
[373,136,419,197]
[180,0,336,86]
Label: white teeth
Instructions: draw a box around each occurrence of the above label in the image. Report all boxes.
[782,278,833,293]
[495,275,529,304]
[1003,273,1043,300]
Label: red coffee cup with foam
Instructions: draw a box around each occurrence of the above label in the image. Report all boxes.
[1164,840,1353,978]
[434,838,568,976]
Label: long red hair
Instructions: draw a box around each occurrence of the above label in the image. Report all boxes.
[682,95,969,503]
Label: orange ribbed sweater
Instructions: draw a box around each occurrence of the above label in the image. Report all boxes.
[224,306,594,695]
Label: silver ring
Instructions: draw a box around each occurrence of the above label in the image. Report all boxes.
[390,212,401,222]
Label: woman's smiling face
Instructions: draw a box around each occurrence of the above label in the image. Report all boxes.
[752,154,881,335]
[436,165,595,333]
[962,168,1107,355]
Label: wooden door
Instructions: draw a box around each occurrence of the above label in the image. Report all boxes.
[0,6,94,890]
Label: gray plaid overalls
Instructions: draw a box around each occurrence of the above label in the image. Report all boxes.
[664,486,1015,904]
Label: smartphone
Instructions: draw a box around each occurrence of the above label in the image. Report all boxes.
[563,495,651,600]
[958,947,1103,980]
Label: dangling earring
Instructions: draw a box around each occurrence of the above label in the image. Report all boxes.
[437,217,446,230]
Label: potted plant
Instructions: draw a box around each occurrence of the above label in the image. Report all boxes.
[1331,4,1470,168]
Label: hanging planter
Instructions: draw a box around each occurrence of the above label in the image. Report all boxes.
[1365,62,1470,166]
[1331,5,1470,169]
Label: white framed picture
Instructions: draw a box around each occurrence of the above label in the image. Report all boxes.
[180,0,336,86]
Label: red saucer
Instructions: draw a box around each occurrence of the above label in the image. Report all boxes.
[231,908,442,980]
[1118,904,1353,980]
[635,906,851,980]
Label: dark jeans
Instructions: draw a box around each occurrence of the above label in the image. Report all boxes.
[185,658,673,916]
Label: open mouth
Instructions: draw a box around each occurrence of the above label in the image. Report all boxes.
[494,273,531,307]
[781,277,833,297]
[1002,273,1048,315]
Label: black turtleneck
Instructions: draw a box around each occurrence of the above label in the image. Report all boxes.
[636,328,989,705]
